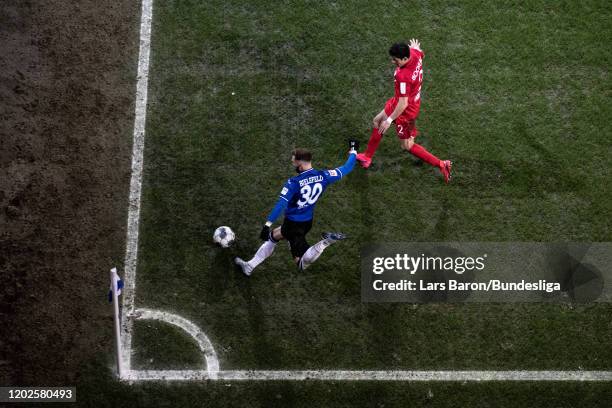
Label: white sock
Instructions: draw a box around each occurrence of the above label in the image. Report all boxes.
[247,240,277,271]
[299,238,335,270]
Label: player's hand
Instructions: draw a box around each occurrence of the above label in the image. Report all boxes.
[259,225,271,241]
[379,119,392,135]
[409,38,421,51]
[348,139,359,152]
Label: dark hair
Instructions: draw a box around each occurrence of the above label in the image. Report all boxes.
[292,148,312,162]
[389,42,410,59]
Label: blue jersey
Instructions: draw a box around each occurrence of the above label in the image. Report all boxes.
[267,153,356,223]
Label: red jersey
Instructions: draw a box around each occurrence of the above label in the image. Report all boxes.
[392,47,424,120]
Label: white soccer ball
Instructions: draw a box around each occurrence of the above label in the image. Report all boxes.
[213,226,235,248]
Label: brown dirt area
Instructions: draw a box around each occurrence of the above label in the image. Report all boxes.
[1,0,139,385]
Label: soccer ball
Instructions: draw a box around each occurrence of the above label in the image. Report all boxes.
[213,226,235,248]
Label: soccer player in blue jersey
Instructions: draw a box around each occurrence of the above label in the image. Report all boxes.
[235,140,359,276]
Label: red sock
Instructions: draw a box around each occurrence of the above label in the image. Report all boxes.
[409,143,441,167]
[364,128,382,158]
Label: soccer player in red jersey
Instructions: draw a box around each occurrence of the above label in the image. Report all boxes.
[356,39,452,183]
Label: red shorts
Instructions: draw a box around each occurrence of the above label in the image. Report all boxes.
[383,98,419,140]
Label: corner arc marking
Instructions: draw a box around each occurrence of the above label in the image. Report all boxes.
[135,308,220,378]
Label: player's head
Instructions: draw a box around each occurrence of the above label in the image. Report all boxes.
[291,148,312,173]
[389,42,410,67]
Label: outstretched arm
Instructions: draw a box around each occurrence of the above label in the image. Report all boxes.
[325,140,359,184]
[259,181,294,240]
[336,151,357,177]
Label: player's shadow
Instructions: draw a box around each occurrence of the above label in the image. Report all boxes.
[460,162,577,200]
[431,140,581,199]
[431,196,450,240]
[203,233,287,367]
[353,163,376,237]
[199,244,242,304]
[357,122,582,199]
[415,246,476,303]
[368,156,423,174]
[452,122,583,198]
[545,245,604,303]
[231,252,285,368]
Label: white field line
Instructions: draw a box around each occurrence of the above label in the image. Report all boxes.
[125,370,612,382]
[135,309,219,378]
[120,0,612,383]
[122,0,153,374]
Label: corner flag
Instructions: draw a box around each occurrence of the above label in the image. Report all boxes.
[108,267,124,302]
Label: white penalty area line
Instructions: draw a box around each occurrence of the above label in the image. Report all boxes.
[120,0,612,384]
[124,370,612,382]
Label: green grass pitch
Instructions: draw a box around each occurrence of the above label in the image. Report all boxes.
[124,0,611,405]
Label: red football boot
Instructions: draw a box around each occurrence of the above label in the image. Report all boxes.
[440,160,452,184]
[356,153,372,169]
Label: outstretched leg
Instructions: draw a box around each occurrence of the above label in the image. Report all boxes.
[357,110,387,168]
[298,232,348,270]
[401,137,452,184]
[235,228,283,276]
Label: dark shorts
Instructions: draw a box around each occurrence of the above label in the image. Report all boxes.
[280,218,313,258]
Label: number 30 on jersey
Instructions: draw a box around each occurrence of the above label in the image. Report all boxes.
[297,183,323,207]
